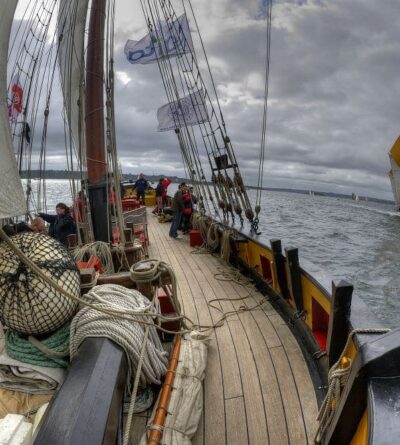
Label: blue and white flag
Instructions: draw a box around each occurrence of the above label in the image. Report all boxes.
[124,14,193,65]
[157,90,209,132]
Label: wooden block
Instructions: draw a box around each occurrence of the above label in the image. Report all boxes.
[97,272,136,289]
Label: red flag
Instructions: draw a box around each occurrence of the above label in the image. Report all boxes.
[8,76,23,123]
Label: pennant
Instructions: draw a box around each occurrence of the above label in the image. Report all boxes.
[8,75,23,123]
[125,14,193,65]
[157,90,208,132]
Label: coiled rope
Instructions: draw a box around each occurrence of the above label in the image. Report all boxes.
[6,323,70,368]
[206,222,220,252]
[314,327,391,444]
[130,259,183,326]
[73,241,115,274]
[70,284,168,388]
[220,228,233,262]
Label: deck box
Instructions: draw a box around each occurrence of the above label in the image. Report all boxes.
[189,229,203,247]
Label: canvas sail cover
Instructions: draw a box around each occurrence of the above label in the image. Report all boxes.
[140,331,209,445]
[388,136,400,210]
[0,0,26,219]
[57,0,89,152]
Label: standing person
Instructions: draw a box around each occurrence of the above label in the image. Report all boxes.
[39,203,75,246]
[153,178,164,215]
[181,186,193,234]
[134,173,148,203]
[72,191,84,223]
[161,177,172,206]
[169,183,185,239]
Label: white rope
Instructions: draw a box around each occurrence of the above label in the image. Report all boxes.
[206,222,220,252]
[130,259,184,325]
[123,322,151,445]
[220,227,233,262]
[70,284,169,388]
[314,328,391,444]
[72,241,115,274]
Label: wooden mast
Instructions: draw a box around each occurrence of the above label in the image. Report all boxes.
[85,0,109,241]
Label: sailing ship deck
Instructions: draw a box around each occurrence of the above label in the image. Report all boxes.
[134,210,318,445]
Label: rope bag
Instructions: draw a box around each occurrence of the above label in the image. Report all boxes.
[0,232,80,335]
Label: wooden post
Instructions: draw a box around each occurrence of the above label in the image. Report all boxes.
[270,239,289,298]
[85,0,109,242]
[67,234,78,249]
[326,280,353,368]
[284,247,303,311]
[124,228,133,246]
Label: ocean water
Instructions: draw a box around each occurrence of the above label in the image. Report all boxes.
[29,180,400,327]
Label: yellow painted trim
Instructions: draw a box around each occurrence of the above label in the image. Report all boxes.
[301,275,330,330]
[350,409,368,445]
[236,239,333,329]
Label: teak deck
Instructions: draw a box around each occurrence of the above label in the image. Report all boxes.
[137,211,318,445]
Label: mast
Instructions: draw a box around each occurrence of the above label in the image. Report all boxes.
[85,0,109,241]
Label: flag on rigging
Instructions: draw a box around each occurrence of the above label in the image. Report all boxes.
[157,90,208,132]
[124,14,193,65]
[8,75,23,123]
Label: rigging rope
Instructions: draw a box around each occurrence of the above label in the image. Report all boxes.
[252,0,273,234]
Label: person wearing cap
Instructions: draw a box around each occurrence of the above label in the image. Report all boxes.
[39,203,75,246]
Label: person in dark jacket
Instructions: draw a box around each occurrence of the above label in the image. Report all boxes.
[134,173,149,203]
[39,202,75,246]
[169,183,185,239]
[153,178,164,215]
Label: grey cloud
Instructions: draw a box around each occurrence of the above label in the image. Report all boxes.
[15,0,400,199]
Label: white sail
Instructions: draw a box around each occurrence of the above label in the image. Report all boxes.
[389,155,400,209]
[0,0,26,219]
[388,137,400,210]
[57,0,89,152]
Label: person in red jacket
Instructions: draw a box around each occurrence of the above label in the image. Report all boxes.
[181,186,193,234]
[161,177,172,206]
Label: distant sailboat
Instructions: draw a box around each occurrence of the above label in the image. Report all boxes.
[351,192,359,201]
[388,136,400,211]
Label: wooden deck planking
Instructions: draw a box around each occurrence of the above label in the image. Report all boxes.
[229,319,269,444]
[225,397,249,445]
[146,211,318,444]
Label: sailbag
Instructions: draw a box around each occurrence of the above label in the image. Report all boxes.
[388,136,400,210]
[0,0,26,219]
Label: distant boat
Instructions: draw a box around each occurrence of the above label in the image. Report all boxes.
[308,190,314,196]
[388,136,400,211]
[351,192,359,201]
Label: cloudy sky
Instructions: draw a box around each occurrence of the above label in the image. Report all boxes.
[15,0,400,200]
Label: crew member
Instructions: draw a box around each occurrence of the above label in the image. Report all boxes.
[39,202,75,246]
[134,173,149,203]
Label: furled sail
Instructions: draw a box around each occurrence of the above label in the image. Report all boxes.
[0,0,26,219]
[57,0,89,153]
[388,136,400,210]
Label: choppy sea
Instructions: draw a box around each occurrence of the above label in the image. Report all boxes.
[30,180,400,327]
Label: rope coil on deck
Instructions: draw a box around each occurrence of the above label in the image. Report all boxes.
[314,327,391,444]
[70,284,169,388]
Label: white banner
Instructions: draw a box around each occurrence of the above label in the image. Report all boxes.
[157,90,208,132]
[124,14,193,65]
